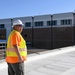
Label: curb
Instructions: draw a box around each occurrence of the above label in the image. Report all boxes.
[26,46,75,62]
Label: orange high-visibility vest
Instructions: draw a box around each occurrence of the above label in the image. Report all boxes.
[6,30,27,63]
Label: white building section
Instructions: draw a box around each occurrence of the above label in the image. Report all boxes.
[0,12,74,50]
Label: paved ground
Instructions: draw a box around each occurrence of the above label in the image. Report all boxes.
[1,46,75,75]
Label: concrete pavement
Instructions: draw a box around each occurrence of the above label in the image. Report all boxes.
[1,46,75,75]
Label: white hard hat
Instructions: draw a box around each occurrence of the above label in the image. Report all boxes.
[12,19,24,27]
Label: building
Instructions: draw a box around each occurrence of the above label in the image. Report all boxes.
[0,12,75,49]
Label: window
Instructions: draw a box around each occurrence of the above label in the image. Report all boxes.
[68,19,72,25]
[0,24,5,28]
[47,20,57,26]
[52,20,57,25]
[25,22,31,27]
[0,29,6,40]
[0,34,6,40]
[61,19,72,25]
[35,21,43,26]
[47,21,51,26]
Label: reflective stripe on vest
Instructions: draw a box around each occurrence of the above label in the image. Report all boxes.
[6,48,27,56]
[6,30,27,63]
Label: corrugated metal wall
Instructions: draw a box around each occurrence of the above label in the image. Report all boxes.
[22,26,75,49]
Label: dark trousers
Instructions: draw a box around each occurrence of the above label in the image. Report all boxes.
[7,62,24,75]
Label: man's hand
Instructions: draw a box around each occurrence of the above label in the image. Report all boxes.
[18,56,23,62]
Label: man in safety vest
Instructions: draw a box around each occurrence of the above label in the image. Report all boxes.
[6,19,27,75]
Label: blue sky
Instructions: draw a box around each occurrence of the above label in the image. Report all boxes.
[0,0,75,19]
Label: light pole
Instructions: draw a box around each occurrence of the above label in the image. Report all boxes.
[32,17,34,47]
[11,18,13,31]
[51,15,53,49]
